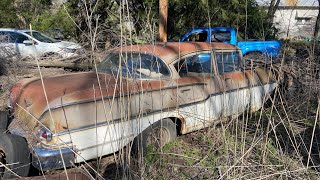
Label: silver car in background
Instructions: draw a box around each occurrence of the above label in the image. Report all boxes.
[0,28,82,59]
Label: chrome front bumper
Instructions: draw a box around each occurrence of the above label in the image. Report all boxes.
[32,146,75,171]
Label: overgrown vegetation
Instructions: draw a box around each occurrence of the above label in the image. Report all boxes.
[1,0,320,179]
[120,43,320,179]
[0,0,275,47]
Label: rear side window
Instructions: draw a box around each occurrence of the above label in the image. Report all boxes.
[0,32,29,43]
[0,32,11,43]
[211,31,231,42]
[174,53,212,77]
[10,32,29,43]
[183,31,207,42]
[97,52,170,79]
[216,51,240,74]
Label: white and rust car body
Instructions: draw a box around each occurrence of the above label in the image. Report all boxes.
[8,42,277,170]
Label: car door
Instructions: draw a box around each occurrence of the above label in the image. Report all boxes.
[0,31,18,58]
[172,52,224,132]
[9,32,38,58]
[214,50,250,117]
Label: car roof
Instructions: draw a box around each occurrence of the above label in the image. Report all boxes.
[0,28,37,33]
[112,42,239,64]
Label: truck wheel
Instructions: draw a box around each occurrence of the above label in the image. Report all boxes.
[0,111,9,133]
[132,119,177,159]
[0,134,30,179]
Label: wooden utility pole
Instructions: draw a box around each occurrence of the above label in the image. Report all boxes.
[159,0,168,42]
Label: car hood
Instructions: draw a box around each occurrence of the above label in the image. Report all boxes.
[11,72,115,117]
[10,72,168,119]
[54,41,81,49]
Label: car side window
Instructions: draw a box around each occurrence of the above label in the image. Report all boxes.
[211,31,231,42]
[97,52,170,79]
[0,32,11,43]
[8,32,29,44]
[174,53,212,77]
[184,31,207,42]
[215,51,240,74]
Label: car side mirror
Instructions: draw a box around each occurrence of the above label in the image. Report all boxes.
[23,40,34,46]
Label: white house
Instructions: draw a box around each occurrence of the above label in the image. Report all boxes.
[273,6,319,39]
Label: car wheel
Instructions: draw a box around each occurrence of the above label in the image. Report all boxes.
[132,118,177,159]
[0,111,9,133]
[0,134,30,179]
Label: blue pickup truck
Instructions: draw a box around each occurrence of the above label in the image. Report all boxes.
[180,27,281,58]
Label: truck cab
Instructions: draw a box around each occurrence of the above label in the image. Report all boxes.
[180,27,281,58]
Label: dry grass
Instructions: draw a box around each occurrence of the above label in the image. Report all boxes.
[1,1,320,179]
[92,42,320,179]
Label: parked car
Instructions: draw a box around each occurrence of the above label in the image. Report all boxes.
[0,28,82,59]
[1,42,277,178]
[180,27,281,58]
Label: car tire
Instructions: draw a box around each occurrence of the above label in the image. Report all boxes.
[0,134,30,179]
[0,111,9,133]
[132,118,177,159]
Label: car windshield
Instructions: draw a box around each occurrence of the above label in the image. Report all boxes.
[97,52,170,79]
[25,31,58,43]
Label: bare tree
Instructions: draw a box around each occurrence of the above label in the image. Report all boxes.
[313,0,320,41]
[267,0,280,26]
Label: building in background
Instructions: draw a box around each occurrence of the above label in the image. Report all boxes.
[259,0,319,39]
[274,5,318,39]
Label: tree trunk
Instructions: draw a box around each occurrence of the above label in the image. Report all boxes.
[13,0,27,29]
[159,0,168,42]
[313,0,320,41]
[267,0,280,26]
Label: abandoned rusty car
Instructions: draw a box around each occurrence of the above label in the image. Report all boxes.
[1,42,277,177]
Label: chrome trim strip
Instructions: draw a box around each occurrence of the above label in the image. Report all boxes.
[40,141,73,148]
[39,82,207,120]
[56,82,276,136]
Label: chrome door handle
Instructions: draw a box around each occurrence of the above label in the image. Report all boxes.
[180,89,191,93]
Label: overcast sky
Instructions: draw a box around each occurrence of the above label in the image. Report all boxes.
[257,0,319,6]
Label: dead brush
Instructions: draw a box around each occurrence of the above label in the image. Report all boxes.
[122,44,320,179]
[2,1,320,180]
